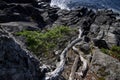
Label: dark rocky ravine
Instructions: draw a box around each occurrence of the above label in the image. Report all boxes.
[0,0,120,80]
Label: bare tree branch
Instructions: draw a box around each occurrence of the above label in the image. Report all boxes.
[78,28,82,38]
[44,38,82,80]
[72,45,88,78]
[43,28,94,79]
[79,52,88,77]
[69,55,79,80]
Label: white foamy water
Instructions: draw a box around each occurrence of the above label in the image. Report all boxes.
[50,0,71,10]
[50,0,120,11]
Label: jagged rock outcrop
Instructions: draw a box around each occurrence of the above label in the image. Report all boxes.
[0,27,42,80]
[0,0,120,80]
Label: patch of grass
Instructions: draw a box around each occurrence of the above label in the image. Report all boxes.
[101,46,120,61]
[17,26,76,57]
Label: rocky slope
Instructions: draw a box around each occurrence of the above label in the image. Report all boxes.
[0,26,42,80]
[0,0,120,80]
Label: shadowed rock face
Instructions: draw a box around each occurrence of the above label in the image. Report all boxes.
[0,27,42,80]
[2,0,37,3]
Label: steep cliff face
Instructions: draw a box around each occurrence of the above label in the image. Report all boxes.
[0,0,120,80]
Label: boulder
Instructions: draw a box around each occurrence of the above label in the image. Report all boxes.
[95,10,117,25]
[93,39,109,49]
[85,49,120,80]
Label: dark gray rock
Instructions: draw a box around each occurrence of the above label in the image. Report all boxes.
[90,24,100,36]
[2,0,37,3]
[88,49,120,80]
[0,0,120,80]
[0,13,29,23]
[38,0,51,3]
[0,1,8,10]
[95,10,117,25]
[53,7,96,28]
[0,27,42,80]
[0,4,47,28]
[113,29,120,46]
[93,39,109,49]
[80,43,91,54]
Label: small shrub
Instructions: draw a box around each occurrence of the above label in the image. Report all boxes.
[111,46,120,52]
[101,48,109,54]
[101,46,120,61]
[17,26,76,57]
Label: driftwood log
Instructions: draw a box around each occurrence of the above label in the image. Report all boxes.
[44,38,82,80]
[71,28,89,78]
[68,55,79,80]
[42,28,105,80]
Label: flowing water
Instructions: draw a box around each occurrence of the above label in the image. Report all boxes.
[50,0,120,11]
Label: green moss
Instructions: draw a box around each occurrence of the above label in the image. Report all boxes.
[101,46,120,60]
[17,26,75,57]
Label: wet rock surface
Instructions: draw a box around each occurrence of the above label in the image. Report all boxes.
[0,0,120,80]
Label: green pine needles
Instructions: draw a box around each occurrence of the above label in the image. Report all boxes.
[17,26,76,57]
